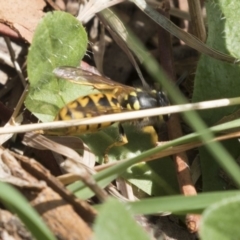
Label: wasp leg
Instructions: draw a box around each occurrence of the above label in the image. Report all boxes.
[141,126,158,146]
[104,124,128,163]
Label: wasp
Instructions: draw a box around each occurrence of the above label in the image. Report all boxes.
[49,66,169,161]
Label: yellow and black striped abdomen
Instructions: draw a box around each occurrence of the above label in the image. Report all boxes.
[55,93,122,135]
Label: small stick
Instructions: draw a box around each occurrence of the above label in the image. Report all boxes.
[157,0,200,233]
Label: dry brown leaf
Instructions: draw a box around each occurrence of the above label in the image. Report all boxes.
[22,133,108,201]
[0,209,33,239]
[0,0,46,42]
[0,149,95,239]
[23,132,96,170]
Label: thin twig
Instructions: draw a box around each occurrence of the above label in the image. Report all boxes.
[94,130,240,171]
[0,96,240,134]
[157,0,199,233]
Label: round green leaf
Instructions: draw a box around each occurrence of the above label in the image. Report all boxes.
[93,198,151,240]
[200,195,240,240]
[25,11,89,122]
[192,0,240,192]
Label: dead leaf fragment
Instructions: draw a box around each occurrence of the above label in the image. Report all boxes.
[0,0,46,42]
[0,148,95,239]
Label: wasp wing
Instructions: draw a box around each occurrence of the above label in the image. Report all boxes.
[53,66,135,94]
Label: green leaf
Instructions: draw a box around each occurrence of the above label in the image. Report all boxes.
[200,195,240,240]
[197,139,240,191]
[123,158,179,196]
[25,11,89,122]
[81,124,159,162]
[73,124,172,198]
[0,182,56,240]
[70,119,240,200]
[93,198,151,240]
[192,1,240,191]
[192,1,240,124]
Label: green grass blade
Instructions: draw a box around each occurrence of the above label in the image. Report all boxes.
[127,191,240,215]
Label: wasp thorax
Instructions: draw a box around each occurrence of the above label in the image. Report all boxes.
[121,89,169,111]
